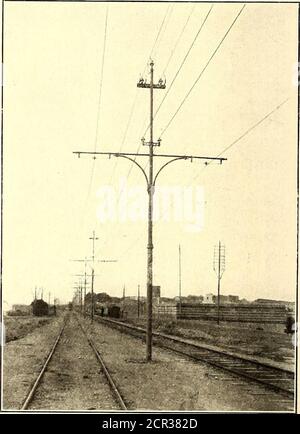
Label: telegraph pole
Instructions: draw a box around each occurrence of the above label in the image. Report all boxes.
[84,259,87,317]
[71,249,117,321]
[213,241,225,325]
[138,60,166,361]
[179,244,182,313]
[89,231,98,323]
[79,282,83,313]
[137,284,140,318]
[74,61,226,361]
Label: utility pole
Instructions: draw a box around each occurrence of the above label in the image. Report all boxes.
[137,284,140,318]
[84,259,87,317]
[213,241,225,325]
[91,268,95,321]
[79,282,83,313]
[48,292,51,306]
[137,60,168,361]
[179,244,182,314]
[72,258,89,316]
[74,61,226,361]
[71,251,117,321]
[89,231,98,323]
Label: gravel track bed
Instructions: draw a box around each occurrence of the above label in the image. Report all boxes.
[81,316,294,412]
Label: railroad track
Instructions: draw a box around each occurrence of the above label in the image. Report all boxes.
[95,316,295,402]
[74,315,127,410]
[21,313,127,410]
[21,315,68,410]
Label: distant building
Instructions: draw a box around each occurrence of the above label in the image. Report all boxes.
[227,295,239,304]
[160,297,174,304]
[179,295,204,304]
[12,304,31,315]
[203,294,239,305]
[240,298,250,304]
[253,298,294,308]
[203,293,216,304]
[152,286,161,298]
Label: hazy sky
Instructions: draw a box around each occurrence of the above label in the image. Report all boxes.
[2,1,298,306]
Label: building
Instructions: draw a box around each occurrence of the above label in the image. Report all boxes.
[227,295,239,304]
[12,304,31,313]
[203,293,216,304]
[203,294,239,305]
[253,299,294,309]
[152,286,161,298]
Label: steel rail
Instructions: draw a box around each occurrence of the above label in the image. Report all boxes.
[21,317,67,410]
[75,316,127,410]
[95,316,294,400]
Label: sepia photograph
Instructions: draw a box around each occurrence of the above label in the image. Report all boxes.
[0,0,298,415]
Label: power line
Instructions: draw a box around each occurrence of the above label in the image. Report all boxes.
[215,98,290,159]
[162,4,195,76]
[98,7,175,253]
[80,6,109,232]
[160,4,246,138]
[192,97,290,180]
[152,5,174,62]
[143,3,214,138]
[143,4,172,76]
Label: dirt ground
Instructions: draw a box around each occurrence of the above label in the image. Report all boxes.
[4,315,55,343]
[125,316,295,369]
[28,315,119,411]
[3,315,64,409]
[83,316,294,412]
[3,312,294,412]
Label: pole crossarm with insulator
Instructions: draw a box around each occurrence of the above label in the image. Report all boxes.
[73,61,227,361]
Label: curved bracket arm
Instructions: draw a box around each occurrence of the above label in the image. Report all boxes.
[114,154,149,188]
[153,157,188,187]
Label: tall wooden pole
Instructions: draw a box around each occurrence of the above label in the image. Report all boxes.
[217,241,221,325]
[146,60,154,361]
[138,284,140,318]
[179,244,182,314]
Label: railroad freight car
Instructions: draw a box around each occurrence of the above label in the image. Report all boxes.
[94,303,121,319]
[32,299,49,316]
[107,305,121,318]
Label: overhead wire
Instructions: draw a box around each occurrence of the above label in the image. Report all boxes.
[113,5,248,261]
[162,3,195,76]
[95,4,173,257]
[79,6,109,233]
[191,97,290,180]
[100,4,245,261]
[117,97,290,260]
[160,4,246,138]
[142,3,214,138]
